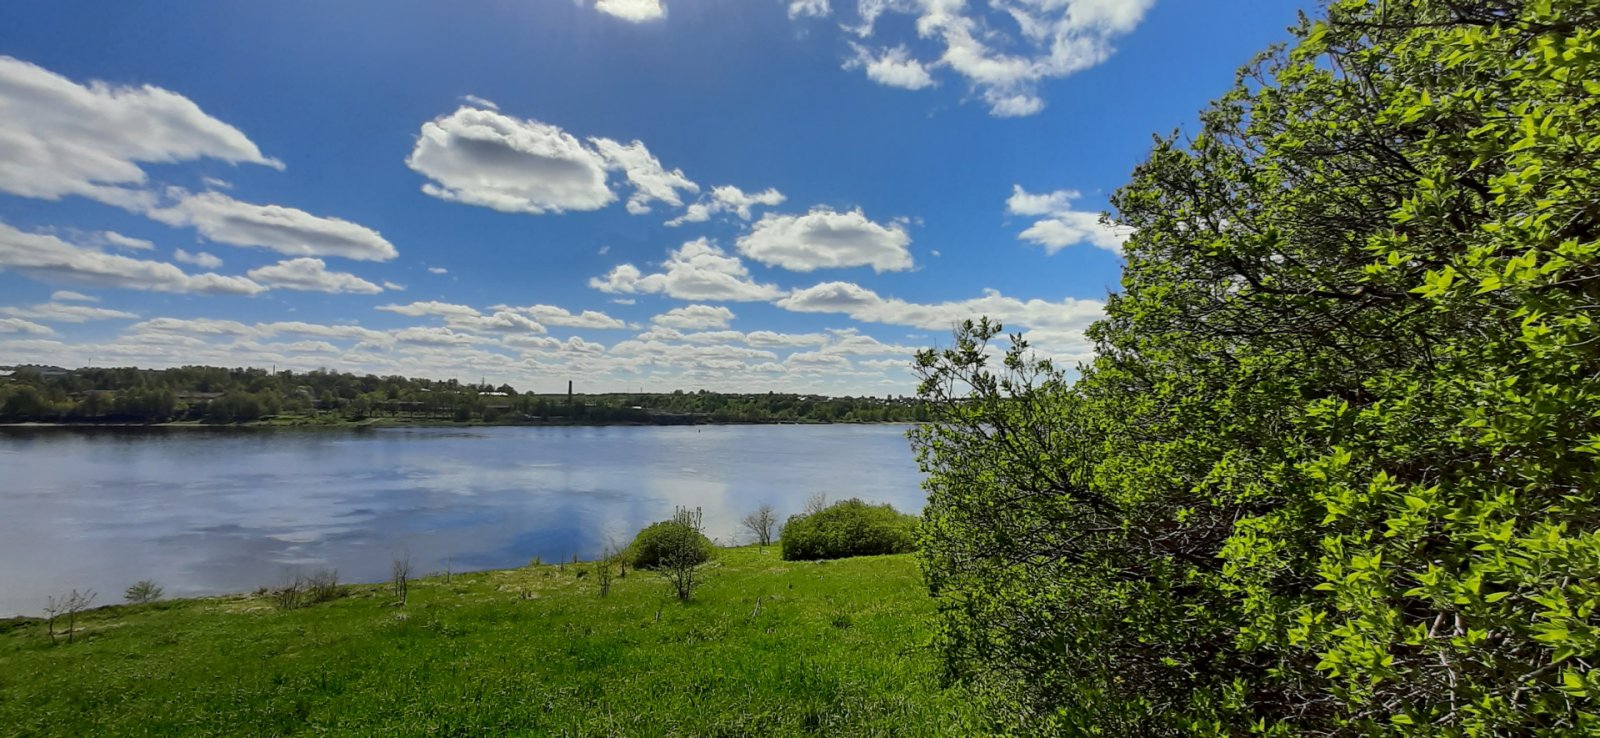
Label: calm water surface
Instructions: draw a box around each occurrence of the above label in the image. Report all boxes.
[0,424,925,616]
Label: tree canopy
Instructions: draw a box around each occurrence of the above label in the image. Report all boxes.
[913,0,1600,734]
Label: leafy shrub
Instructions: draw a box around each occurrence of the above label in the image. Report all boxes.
[305,569,341,604]
[629,517,713,570]
[124,580,163,604]
[780,499,917,561]
[913,0,1600,734]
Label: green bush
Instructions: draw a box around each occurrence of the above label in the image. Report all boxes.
[912,0,1600,734]
[780,499,917,561]
[629,519,713,570]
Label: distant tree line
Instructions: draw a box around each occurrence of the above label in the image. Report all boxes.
[0,364,928,424]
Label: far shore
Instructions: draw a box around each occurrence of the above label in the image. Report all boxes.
[0,417,920,430]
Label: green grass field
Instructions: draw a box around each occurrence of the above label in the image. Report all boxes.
[0,548,978,736]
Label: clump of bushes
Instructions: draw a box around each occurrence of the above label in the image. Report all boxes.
[629,515,713,570]
[780,498,917,561]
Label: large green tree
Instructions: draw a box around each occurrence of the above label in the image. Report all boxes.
[914,1,1600,734]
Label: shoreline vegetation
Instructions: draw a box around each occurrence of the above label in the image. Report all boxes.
[0,363,931,426]
[0,546,976,736]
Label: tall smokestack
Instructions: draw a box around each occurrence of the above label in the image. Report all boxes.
[568,380,573,405]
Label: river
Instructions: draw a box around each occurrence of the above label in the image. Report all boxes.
[0,424,926,617]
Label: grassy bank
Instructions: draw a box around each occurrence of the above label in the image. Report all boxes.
[0,547,976,736]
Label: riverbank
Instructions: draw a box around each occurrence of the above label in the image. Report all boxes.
[0,547,975,736]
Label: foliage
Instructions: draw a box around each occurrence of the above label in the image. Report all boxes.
[629,515,714,571]
[305,569,341,604]
[780,499,918,562]
[913,0,1600,734]
[663,506,710,602]
[123,580,163,605]
[0,548,978,736]
[741,504,778,547]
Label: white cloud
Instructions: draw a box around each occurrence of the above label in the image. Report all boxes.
[394,327,489,346]
[493,304,627,330]
[593,0,666,22]
[376,301,551,334]
[738,207,913,272]
[130,317,257,336]
[49,290,97,302]
[846,44,935,90]
[651,304,735,330]
[427,266,448,275]
[148,191,398,261]
[173,248,223,269]
[450,311,547,334]
[789,0,832,18]
[0,56,280,208]
[590,137,698,215]
[0,221,265,295]
[246,257,384,294]
[1007,185,1130,253]
[0,318,53,335]
[407,107,616,215]
[830,0,1155,117]
[100,231,154,251]
[778,281,1104,335]
[1,302,138,323]
[666,184,786,226]
[460,94,498,110]
[377,301,482,319]
[590,238,783,302]
[260,321,388,343]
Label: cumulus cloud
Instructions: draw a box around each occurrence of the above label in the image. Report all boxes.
[173,248,223,269]
[828,0,1155,116]
[590,137,698,214]
[246,257,385,294]
[49,290,97,302]
[0,318,53,335]
[593,0,666,22]
[427,266,448,275]
[408,105,696,220]
[737,207,913,272]
[0,221,265,295]
[1007,185,1131,253]
[789,0,832,18]
[493,304,626,329]
[100,231,154,251]
[0,56,281,208]
[1,302,138,323]
[666,185,786,227]
[377,301,482,319]
[148,191,398,261]
[377,301,549,334]
[395,327,489,345]
[651,304,735,330]
[407,107,615,215]
[590,238,783,302]
[778,281,1104,334]
[845,44,936,90]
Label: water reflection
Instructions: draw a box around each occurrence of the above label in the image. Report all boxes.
[0,425,924,616]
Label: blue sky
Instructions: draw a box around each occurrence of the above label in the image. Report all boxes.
[0,0,1307,394]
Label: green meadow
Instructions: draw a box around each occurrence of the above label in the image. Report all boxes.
[0,547,976,737]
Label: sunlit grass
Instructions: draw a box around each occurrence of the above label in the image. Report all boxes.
[0,547,976,736]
